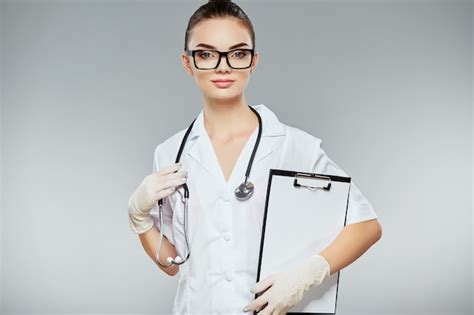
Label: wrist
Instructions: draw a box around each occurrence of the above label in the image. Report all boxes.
[128,205,154,234]
[307,254,331,287]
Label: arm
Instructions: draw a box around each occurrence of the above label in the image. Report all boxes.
[243,218,382,313]
[318,218,382,275]
[128,161,186,277]
[138,226,180,277]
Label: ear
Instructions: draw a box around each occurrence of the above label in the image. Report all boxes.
[250,51,259,74]
[181,52,194,76]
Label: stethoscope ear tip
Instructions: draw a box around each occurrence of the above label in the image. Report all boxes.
[165,105,262,266]
[167,255,183,264]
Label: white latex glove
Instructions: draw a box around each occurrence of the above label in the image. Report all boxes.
[128,162,187,234]
[242,254,331,314]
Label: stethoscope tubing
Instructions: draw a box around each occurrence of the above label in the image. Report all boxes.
[156,105,262,267]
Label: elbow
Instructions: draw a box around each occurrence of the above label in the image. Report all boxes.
[163,266,180,277]
[374,220,382,241]
[363,218,382,243]
[358,218,383,240]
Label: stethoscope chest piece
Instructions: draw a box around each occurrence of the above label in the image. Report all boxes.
[157,105,262,267]
[234,181,255,201]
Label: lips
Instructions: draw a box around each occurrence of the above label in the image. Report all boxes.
[211,79,235,88]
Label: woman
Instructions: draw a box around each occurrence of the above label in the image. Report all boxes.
[128,0,382,314]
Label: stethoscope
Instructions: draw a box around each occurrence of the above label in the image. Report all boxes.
[156,105,263,268]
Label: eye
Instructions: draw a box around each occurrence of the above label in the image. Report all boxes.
[198,50,216,59]
[230,50,248,58]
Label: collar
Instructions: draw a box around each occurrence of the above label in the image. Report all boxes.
[184,104,286,184]
[186,103,286,140]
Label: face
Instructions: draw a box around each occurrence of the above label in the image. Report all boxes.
[181,17,259,102]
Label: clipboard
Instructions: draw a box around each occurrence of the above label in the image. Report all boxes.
[255,168,352,314]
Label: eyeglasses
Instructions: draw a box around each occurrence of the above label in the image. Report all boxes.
[186,48,255,70]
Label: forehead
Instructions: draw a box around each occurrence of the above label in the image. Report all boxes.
[189,18,252,50]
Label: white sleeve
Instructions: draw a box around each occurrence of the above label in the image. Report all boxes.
[149,145,175,246]
[311,145,378,225]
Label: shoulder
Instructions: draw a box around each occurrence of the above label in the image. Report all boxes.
[277,122,323,172]
[153,127,188,168]
[155,127,187,154]
[282,122,322,154]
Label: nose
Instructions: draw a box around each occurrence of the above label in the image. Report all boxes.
[215,53,231,71]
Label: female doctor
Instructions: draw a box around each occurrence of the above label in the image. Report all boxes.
[128,0,382,314]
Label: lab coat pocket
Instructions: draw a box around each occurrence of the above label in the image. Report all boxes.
[172,273,193,314]
[174,274,200,314]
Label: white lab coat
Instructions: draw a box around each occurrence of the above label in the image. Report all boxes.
[150,104,377,314]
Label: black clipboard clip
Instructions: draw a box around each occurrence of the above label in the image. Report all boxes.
[293,172,332,191]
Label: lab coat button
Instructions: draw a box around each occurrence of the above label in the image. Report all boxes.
[225,272,234,282]
[223,233,232,241]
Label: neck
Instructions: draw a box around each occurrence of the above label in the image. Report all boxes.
[202,96,257,141]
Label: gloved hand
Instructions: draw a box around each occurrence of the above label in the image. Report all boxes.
[242,254,331,314]
[128,162,187,234]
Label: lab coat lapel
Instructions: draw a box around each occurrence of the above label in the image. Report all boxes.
[186,109,217,176]
[252,104,286,164]
[186,104,285,178]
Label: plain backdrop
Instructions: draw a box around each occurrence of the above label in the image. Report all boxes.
[0,0,472,314]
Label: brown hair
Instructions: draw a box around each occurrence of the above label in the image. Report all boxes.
[184,0,256,52]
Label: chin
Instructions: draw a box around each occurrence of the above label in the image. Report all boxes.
[209,87,239,95]
[208,91,241,101]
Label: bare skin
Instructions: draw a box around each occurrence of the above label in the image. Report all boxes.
[204,105,259,183]
[138,107,257,277]
[139,226,179,276]
[318,219,382,275]
[137,17,382,279]
[138,16,259,276]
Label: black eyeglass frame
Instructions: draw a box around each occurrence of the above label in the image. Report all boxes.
[185,48,255,70]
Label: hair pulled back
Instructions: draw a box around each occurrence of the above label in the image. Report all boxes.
[184,0,255,52]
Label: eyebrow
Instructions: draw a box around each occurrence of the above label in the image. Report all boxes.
[194,42,251,50]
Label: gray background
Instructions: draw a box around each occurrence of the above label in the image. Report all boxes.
[0,0,472,314]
